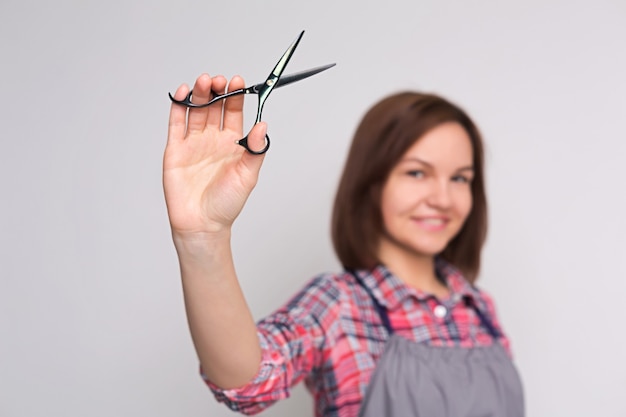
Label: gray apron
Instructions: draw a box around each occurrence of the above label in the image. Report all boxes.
[351,272,525,417]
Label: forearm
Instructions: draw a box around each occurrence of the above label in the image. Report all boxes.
[174,230,262,389]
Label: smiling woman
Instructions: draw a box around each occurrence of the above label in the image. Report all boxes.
[332,92,487,284]
[163,83,524,416]
[378,122,475,296]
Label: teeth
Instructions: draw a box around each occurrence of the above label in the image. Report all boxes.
[420,218,444,225]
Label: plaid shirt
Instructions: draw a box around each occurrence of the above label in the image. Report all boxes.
[205,260,511,416]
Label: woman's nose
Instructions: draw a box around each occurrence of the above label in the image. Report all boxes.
[426,180,452,209]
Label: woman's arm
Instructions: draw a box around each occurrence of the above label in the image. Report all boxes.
[163,73,268,389]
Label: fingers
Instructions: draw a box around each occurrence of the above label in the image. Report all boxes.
[170,74,255,151]
[186,74,213,133]
[223,76,245,134]
[206,75,227,129]
[168,83,191,144]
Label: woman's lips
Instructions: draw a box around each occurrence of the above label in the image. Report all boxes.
[413,217,449,231]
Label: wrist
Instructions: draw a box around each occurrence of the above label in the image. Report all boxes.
[172,228,232,256]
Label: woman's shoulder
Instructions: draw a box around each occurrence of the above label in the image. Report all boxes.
[256,270,364,336]
[283,270,362,311]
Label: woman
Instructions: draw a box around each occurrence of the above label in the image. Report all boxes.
[163,73,524,416]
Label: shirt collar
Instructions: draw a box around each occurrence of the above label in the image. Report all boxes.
[357,258,483,310]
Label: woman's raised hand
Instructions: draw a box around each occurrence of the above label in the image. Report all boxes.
[163,74,267,241]
[163,77,266,387]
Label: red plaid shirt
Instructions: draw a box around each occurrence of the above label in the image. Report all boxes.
[205,260,511,416]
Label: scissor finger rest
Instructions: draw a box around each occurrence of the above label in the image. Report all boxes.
[168,91,214,108]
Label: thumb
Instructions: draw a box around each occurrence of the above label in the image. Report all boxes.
[241,122,268,171]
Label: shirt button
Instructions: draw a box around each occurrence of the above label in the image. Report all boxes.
[433,305,447,318]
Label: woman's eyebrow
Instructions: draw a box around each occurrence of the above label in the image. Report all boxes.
[402,157,474,172]
[401,157,433,167]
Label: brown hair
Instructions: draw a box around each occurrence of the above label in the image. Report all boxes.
[331,91,487,283]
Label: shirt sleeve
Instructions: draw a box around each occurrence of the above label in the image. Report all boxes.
[203,274,340,415]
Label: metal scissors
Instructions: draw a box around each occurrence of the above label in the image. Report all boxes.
[169,30,335,155]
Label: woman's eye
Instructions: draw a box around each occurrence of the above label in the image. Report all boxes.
[407,170,425,178]
[452,175,471,184]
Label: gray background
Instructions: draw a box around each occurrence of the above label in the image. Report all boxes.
[2,1,625,416]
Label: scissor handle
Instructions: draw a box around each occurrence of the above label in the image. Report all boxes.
[236,133,270,155]
[169,87,249,109]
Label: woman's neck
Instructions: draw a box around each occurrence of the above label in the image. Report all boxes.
[377,243,449,298]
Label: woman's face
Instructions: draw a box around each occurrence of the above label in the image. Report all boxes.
[378,122,474,262]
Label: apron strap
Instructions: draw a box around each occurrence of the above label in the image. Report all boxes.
[346,269,501,340]
[347,269,394,334]
[463,296,502,339]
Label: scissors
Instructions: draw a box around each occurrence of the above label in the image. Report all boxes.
[169,30,335,155]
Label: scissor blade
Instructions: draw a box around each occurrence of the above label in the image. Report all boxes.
[250,64,336,93]
[274,63,336,89]
[269,30,305,80]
